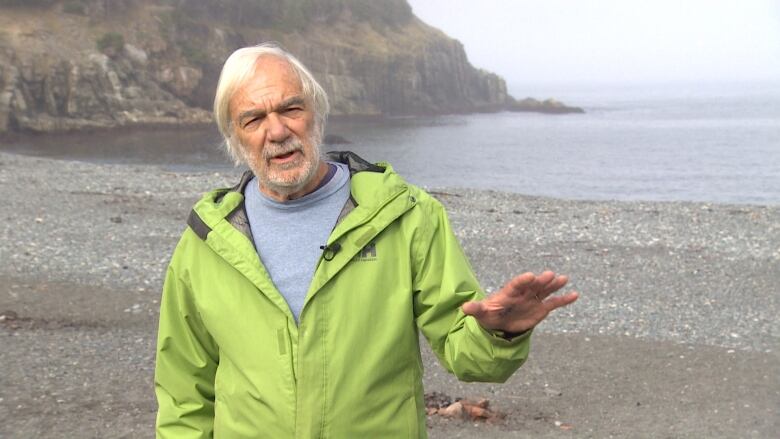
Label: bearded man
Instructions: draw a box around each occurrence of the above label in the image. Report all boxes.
[154,43,579,438]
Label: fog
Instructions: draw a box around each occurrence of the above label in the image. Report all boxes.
[408,0,780,91]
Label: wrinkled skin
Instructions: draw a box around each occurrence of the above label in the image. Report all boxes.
[229,56,327,201]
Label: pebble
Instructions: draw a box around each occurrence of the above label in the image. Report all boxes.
[1,151,778,352]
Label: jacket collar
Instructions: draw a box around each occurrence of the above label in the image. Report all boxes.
[326,150,385,175]
[187,151,403,242]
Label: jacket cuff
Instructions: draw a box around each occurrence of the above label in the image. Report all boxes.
[466,317,533,347]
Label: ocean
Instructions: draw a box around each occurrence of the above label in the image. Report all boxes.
[3,81,778,205]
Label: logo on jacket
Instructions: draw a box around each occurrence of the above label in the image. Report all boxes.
[355,242,377,262]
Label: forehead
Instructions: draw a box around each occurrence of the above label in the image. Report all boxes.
[229,56,303,116]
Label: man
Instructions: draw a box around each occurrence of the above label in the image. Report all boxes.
[155,43,578,438]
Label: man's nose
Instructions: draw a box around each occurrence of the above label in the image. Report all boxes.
[265,113,290,142]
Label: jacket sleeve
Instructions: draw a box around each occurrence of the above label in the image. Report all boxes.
[412,198,531,383]
[155,264,219,439]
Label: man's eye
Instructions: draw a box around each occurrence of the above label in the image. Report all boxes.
[284,107,303,115]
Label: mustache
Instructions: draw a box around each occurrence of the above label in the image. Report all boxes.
[262,137,304,161]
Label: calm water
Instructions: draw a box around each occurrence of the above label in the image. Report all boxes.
[3,81,779,205]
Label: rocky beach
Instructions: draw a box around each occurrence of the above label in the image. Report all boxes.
[0,150,778,438]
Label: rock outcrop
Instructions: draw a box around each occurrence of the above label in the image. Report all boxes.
[0,52,212,133]
[508,97,586,114]
[0,0,582,134]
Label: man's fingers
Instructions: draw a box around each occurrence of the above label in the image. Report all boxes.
[530,271,557,296]
[539,275,569,298]
[543,291,579,311]
[503,271,573,303]
[504,272,535,296]
[461,300,486,318]
[533,271,556,289]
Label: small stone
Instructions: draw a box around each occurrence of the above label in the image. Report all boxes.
[0,310,18,321]
[439,401,463,418]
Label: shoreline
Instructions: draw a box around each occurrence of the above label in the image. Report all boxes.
[1,151,777,437]
[0,101,585,139]
[0,121,219,145]
[0,149,775,208]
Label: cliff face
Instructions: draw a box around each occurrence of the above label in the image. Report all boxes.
[0,0,575,134]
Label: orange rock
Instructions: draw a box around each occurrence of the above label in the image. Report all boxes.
[439,401,464,418]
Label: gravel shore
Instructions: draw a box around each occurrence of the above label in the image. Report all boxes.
[1,151,778,438]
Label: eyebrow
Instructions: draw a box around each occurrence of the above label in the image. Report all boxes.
[237,96,306,125]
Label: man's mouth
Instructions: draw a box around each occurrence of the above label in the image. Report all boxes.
[269,149,301,163]
[263,137,306,164]
[276,151,296,159]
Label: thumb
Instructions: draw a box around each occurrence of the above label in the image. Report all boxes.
[461,300,485,318]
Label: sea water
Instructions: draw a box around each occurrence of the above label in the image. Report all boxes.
[3,81,778,205]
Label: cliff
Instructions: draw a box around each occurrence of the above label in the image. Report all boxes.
[0,0,582,134]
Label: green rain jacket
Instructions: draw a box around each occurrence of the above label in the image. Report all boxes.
[155,151,532,438]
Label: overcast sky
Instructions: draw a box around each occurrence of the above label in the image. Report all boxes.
[407,0,780,89]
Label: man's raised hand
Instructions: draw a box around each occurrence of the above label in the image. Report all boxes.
[461,271,579,335]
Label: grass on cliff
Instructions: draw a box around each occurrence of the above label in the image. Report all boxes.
[96,32,124,54]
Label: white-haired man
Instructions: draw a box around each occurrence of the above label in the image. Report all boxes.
[155,43,578,438]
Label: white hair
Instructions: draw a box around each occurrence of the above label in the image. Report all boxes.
[213,42,330,164]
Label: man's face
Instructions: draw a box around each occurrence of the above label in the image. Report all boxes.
[229,56,322,200]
